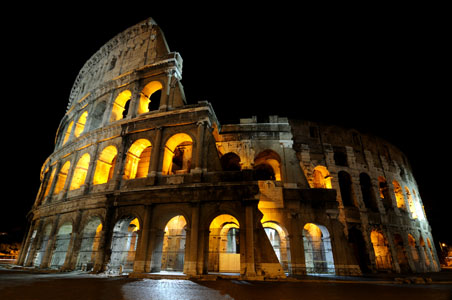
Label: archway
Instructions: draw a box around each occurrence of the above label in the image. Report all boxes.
[262,221,291,273]
[254,150,281,181]
[50,222,73,269]
[359,173,378,212]
[109,217,139,273]
[220,152,241,171]
[208,214,240,274]
[338,171,355,207]
[303,223,335,275]
[110,90,132,122]
[123,139,152,180]
[160,215,187,272]
[162,133,193,175]
[312,166,332,189]
[93,145,118,185]
[32,224,52,267]
[348,227,370,273]
[53,161,71,195]
[70,153,90,190]
[138,81,163,114]
[370,230,392,270]
[76,217,102,271]
[393,233,410,272]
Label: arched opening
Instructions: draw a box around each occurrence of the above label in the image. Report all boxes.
[74,111,88,138]
[408,234,420,269]
[93,146,118,185]
[262,221,291,273]
[254,150,281,181]
[312,166,332,189]
[62,121,74,146]
[32,224,52,267]
[348,227,370,273]
[359,173,378,212]
[53,161,71,195]
[42,168,56,198]
[419,237,431,268]
[378,177,392,209]
[370,230,392,270]
[76,217,102,271]
[160,215,187,272]
[162,133,193,175]
[393,233,410,272]
[405,187,417,218]
[109,217,140,273]
[220,152,241,171]
[50,222,73,269]
[69,153,90,190]
[138,81,163,114]
[393,180,406,210]
[123,139,152,180]
[90,101,106,130]
[338,171,355,207]
[303,223,335,275]
[110,90,132,122]
[208,214,240,274]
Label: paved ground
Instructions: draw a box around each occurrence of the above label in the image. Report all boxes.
[0,267,451,300]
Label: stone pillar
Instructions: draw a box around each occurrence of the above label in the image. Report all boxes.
[133,205,152,273]
[193,121,206,174]
[159,71,173,111]
[84,143,100,194]
[93,205,115,273]
[22,221,41,266]
[147,127,162,185]
[40,216,61,268]
[149,229,165,272]
[288,215,306,275]
[244,204,256,277]
[64,210,84,270]
[185,203,200,275]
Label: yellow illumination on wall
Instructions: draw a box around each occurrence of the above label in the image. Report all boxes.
[392,180,405,209]
[370,230,392,270]
[312,166,332,189]
[129,218,140,231]
[162,133,193,175]
[110,90,132,122]
[69,153,91,190]
[123,139,152,179]
[138,81,163,114]
[62,121,74,145]
[53,161,71,194]
[74,111,88,138]
[43,168,56,198]
[93,146,118,185]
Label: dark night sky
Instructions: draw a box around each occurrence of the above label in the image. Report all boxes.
[1,5,450,245]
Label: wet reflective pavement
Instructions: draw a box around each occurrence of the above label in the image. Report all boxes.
[0,269,451,300]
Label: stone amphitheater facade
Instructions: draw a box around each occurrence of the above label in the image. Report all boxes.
[17,18,440,279]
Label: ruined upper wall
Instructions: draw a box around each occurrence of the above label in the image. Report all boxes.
[289,118,411,173]
[66,18,171,111]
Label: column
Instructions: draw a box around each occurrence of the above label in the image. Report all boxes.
[146,127,162,185]
[244,204,256,277]
[192,121,206,174]
[159,70,173,111]
[133,205,152,273]
[93,205,115,273]
[186,203,200,275]
[40,216,61,268]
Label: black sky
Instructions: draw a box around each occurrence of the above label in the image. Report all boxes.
[1,5,450,245]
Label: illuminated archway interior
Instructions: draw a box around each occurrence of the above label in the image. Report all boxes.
[162,133,193,175]
[303,223,335,275]
[370,230,392,270]
[123,139,152,180]
[138,81,163,114]
[93,146,118,185]
[208,214,240,273]
[76,218,102,271]
[50,222,73,269]
[109,217,140,273]
[160,215,187,272]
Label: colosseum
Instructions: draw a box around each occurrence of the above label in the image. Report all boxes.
[17,18,440,279]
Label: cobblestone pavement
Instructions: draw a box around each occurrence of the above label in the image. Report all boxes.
[0,269,451,300]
